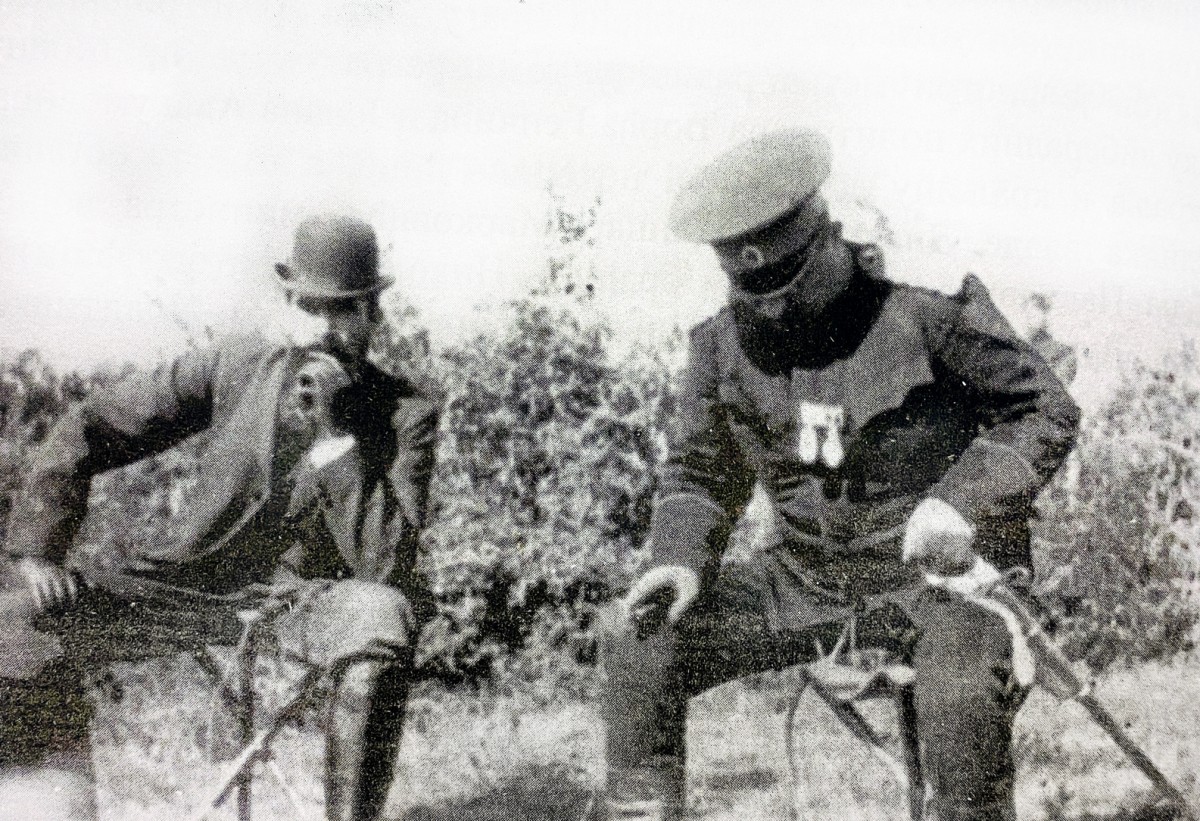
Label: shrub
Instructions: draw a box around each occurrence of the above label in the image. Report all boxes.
[7,225,1199,692]
[1033,341,1200,670]
[0,351,88,547]
[399,195,677,685]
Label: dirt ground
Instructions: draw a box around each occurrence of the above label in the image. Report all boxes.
[91,653,1200,820]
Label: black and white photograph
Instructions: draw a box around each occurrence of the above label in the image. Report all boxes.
[1,1,1197,819]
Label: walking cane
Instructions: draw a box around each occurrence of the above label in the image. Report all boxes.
[937,560,1197,820]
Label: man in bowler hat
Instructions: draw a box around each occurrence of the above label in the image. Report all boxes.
[600,131,1080,820]
[0,214,438,821]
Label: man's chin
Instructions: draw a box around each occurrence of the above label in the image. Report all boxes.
[731,301,808,340]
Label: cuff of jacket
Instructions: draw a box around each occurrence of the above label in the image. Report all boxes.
[645,492,728,576]
[3,531,51,561]
[928,438,1040,524]
[3,499,57,560]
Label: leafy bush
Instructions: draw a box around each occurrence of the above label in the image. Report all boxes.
[1032,339,1200,670]
[395,196,677,685]
[0,351,88,547]
[5,220,1199,691]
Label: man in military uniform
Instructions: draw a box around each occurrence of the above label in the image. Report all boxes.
[601,131,1080,821]
[0,215,438,821]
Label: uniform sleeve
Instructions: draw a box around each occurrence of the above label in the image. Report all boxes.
[4,346,219,563]
[926,275,1080,525]
[647,323,756,576]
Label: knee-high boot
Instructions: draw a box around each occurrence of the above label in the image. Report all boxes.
[600,609,689,821]
[323,654,411,821]
[605,760,686,821]
[913,593,1021,821]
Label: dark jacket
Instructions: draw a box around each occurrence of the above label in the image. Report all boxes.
[649,242,1080,594]
[3,334,438,604]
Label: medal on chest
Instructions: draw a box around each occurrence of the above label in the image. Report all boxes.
[796,400,846,468]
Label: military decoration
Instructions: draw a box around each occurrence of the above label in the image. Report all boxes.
[796,401,845,468]
[739,244,766,270]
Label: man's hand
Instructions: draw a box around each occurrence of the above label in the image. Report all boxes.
[901,498,977,575]
[623,565,700,628]
[15,555,80,613]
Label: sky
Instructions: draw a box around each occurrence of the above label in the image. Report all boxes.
[1,0,1198,409]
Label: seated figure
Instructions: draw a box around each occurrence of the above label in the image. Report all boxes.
[0,214,439,821]
[600,130,1080,821]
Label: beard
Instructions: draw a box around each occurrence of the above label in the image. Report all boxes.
[729,290,810,374]
[730,288,805,345]
[729,226,887,374]
[265,304,374,372]
[728,228,846,370]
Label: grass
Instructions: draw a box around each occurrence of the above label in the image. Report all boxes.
[90,653,1200,820]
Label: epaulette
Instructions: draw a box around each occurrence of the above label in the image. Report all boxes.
[952,273,1021,344]
[851,242,886,279]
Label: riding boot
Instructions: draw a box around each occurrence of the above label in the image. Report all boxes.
[323,655,410,821]
[605,759,686,821]
[913,592,1021,821]
[0,667,99,820]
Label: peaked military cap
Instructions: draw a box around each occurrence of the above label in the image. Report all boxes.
[668,129,832,272]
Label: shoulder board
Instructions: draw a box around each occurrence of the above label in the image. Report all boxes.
[952,274,1021,343]
[849,242,886,279]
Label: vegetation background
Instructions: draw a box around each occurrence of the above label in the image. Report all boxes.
[2,197,1197,819]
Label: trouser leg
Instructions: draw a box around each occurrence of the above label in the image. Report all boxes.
[0,659,98,821]
[911,590,1022,821]
[601,561,819,820]
[0,558,103,821]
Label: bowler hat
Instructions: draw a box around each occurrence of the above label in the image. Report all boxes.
[274,215,394,300]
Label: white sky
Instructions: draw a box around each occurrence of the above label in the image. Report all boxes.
[1,0,1198,409]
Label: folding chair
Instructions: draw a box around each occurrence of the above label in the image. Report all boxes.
[784,574,1199,821]
[184,593,393,821]
[783,615,924,821]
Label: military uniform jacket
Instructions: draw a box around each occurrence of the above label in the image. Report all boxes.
[3,334,438,604]
[649,243,1080,600]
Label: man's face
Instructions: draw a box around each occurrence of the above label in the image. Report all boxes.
[726,226,850,333]
[281,295,382,360]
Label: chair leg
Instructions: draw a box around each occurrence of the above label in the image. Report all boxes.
[188,666,325,821]
[189,595,317,821]
[783,674,812,820]
[792,679,922,818]
[813,685,910,785]
[235,614,262,821]
[897,687,925,821]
